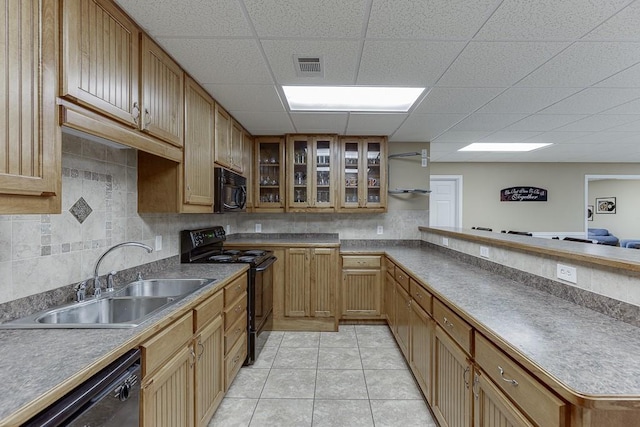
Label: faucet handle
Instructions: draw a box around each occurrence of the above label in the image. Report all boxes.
[106,270,118,291]
[136,272,143,281]
[93,277,102,298]
[76,281,87,302]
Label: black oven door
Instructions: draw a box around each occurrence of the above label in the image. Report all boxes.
[248,256,276,365]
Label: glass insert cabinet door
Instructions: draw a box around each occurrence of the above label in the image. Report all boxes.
[342,141,360,208]
[255,136,285,211]
[364,141,383,208]
[339,136,387,210]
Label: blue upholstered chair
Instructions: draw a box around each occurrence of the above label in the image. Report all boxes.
[587,228,619,246]
[620,239,640,249]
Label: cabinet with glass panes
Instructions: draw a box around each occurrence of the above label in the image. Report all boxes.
[339,136,387,212]
[254,136,285,212]
[286,135,337,212]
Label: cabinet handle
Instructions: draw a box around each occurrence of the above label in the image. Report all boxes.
[235,305,242,313]
[443,316,455,329]
[463,366,470,389]
[235,327,241,336]
[142,108,151,129]
[197,340,205,361]
[132,102,140,124]
[473,373,480,400]
[189,347,196,367]
[498,366,519,386]
[232,355,241,366]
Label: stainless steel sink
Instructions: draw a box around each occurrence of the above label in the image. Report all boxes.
[115,278,213,297]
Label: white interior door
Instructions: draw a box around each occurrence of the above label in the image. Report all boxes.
[429,177,461,227]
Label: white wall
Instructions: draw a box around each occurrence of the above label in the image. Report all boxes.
[589,179,640,241]
[430,162,640,233]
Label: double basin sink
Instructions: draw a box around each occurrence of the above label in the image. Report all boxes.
[2,278,216,329]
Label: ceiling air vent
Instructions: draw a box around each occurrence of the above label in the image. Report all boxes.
[294,55,324,78]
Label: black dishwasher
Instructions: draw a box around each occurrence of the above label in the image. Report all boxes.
[24,349,141,427]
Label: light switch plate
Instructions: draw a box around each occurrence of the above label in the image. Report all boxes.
[255,223,262,233]
[377,225,384,235]
[155,235,162,251]
[557,264,577,283]
[480,246,489,258]
[442,237,449,246]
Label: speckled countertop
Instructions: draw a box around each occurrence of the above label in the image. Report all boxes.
[344,243,640,399]
[0,264,247,426]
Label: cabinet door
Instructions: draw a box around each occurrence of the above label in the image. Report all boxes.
[255,136,285,211]
[473,372,534,427]
[385,272,396,328]
[214,104,232,169]
[243,132,254,209]
[141,344,195,427]
[410,299,434,403]
[140,35,184,147]
[362,138,386,208]
[287,135,312,210]
[0,0,60,212]
[340,138,361,209]
[310,248,337,317]
[285,248,310,317]
[394,282,411,357]
[230,120,244,173]
[195,315,224,427]
[311,136,335,210]
[341,269,382,318]
[433,326,473,427]
[183,77,214,208]
[61,0,140,127]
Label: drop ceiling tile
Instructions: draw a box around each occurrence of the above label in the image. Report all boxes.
[391,114,467,142]
[243,0,367,38]
[450,113,528,132]
[596,63,640,87]
[366,0,500,39]
[555,114,640,132]
[261,40,360,85]
[203,84,284,112]
[606,117,640,131]
[517,42,640,87]
[437,41,569,87]
[557,131,639,144]
[522,131,591,144]
[475,0,630,40]
[229,112,295,134]
[115,0,252,37]
[357,41,466,86]
[290,113,348,134]
[347,114,408,136]
[157,38,272,85]
[429,151,483,162]
[583,1,640,40]
[504,114,587,131]
[414,88,504,114]
[601,98,640,115]
[540,88,640,114]
[476,88,580,114]
[433,131,493,143]
[478,131,543,142]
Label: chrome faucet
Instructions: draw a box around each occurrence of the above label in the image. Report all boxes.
[93,242,153,296]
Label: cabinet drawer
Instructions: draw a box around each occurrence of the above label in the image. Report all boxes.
[225,331,247,390]
[225,314,247,355]
[410,279,432,315]
[342,255,381,269]
[141,312,193,377]
[383,257,395,276]
[433,299,472,354]
[193,291,223,332]
[225,292,247,331]
[476,334,567,427]
[224,275,246,306]
[394,268,410,292]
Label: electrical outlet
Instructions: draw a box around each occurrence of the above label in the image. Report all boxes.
[480,246,490,258]
[155,235,162,251]
[557,264,577,283]
[255,223,262,233]
[226,224,231,234]
[377,225,384,235]
[442,237,449,246]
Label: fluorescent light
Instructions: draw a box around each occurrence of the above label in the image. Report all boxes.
[458,143,552,152]
[283,86,424,112]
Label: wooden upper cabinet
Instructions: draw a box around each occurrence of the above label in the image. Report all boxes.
[339,136,387,212]
[61,0,140,127]
[183,77,214,210]
[230,120,245,174]
[140,35,184,147]
[0,0,61,213]
[214,103,232,169]
[243,132,254,210]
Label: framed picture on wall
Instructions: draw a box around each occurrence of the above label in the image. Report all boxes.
[587,205,593,221]
[596,197,616,214]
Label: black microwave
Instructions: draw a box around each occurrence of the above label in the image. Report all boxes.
[214,167,247,213]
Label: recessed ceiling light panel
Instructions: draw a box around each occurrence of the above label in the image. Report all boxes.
[458,143,552,152]
[282,86,424,112]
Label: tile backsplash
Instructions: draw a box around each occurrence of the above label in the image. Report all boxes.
[0,133,427,305]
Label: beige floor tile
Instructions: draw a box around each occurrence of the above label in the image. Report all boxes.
[208,398,257,427]
[257,330,284,348]
[280,331,321,347]
[364,369,423,400]
[359,346,408,370]
[319,327,358,348]
[312,400,374,427]
[370,399,437,427]
[261,368,317,398]
[226,368,270,398]
[355,326,398,348]
[273,347,319,369]
[315,369,368,400]
[248,345,278,369]
[249,398,313,427]
[318,347,362,369]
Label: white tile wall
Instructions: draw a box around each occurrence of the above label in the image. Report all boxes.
[0,134,427,305]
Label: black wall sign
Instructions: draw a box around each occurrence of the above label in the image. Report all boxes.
[500,187,548,202]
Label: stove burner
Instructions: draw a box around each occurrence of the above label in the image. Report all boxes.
[244,250,266,256]
[209,254,233,262]
[224,249,241,255]
[237,255,257,262]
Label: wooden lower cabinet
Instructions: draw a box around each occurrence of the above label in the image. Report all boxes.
[433,326,473,427]
[473,371,534,427]
[223,275,248,390]
[410,298,433,404]
[384,271,396,327]
[341,255,383,319]
[394,281,411,358]
[195,315,224,427]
